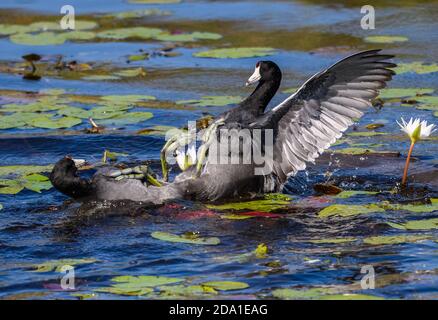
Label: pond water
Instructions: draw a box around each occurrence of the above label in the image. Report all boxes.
[1,0,438,300]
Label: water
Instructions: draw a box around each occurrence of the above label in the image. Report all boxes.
[1,0,438,300]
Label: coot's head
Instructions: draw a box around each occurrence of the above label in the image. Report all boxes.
[246,61,282,86]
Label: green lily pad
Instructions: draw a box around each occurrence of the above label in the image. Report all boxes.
[113,68,146,77]
[151,231,220,245]
[25,115,82,129]
[318,204,384,218]
[82,75,121,81]
[97,112,153,125]
[10,32,66,45]
[61,31,96,41]
[0,179,24,195]
[388,218,438,230]
[201,281,249,291]
[194,47,277,59]
[96,275,181,296]
[100,94,156,104]
[127,53,149,61]
[0,165,53,177]
[394,62,438,75]
[97,27,163,40]
[363,235,431,245]
[71,293,98,300]
[347,131,387,137]
[0,203,3,211]
[383,201,438,213]
[107,9,170,19]
[334,191,378,199]
[30,258,97,272]
[0,24,30,35]
[128,0,181,3]
[319,294,384,300]
[364,35,408,43]
[137,125,179,136]
[157,285,217,298]
[176,95,242,107]
[207,195,290,212]
[22,173,52,193]
[379,88,434,99]
[307,237,357,244]
[272,288,336,300]
[154,31,222,42]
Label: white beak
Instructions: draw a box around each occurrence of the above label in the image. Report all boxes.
[246,65,261,86]
[72,158,86,168]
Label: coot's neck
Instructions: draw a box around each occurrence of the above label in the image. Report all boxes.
[242,76,281,116]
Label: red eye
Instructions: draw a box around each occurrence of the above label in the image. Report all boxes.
[256,62,260,68]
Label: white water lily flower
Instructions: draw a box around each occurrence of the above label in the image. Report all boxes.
[175,143,197,171]
[397,117,436,143]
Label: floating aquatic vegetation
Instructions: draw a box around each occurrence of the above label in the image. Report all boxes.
[201,281,249,291]
[104,9,171,19]
[127,0,181,3]
[113,67,146,77]
[20,173,52,193]
[157,284,217,298]
[0,24,29,35]
[71,293,98,300]
[334,190,378,199]
[97,27,163,40]
[272,287,384,300]
[137,125,179,136]
[364,35,408,43]
[0,169,53,195]
[82,75,121,81]
[415,96,438,111]
[365,123,385,130]
[25,115,82,129]
[127,53,149,62]
[96,111,154,126]
[347,131,387,137]
[318,204,384,218]
[383,200,438,213]
[154,31,222,42]
[194,47,277,59]
[379,88,434,99]
[151,231,220,245]
[0,165,53,176]
[394,62,438,75]
[0,203,2,211]
[95,275,183,296]
[313,183,342,195]
[176,95,242,107]
[388,218,438,230]
[207,194,291,212]
[100,94,156,104]
[363,235,431,245]
[10,32,66,46]
[30,258,97,272]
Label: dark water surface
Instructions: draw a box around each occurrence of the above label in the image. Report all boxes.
[1,0,438,299]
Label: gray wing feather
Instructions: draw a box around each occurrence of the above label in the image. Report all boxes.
[256,49,395,184]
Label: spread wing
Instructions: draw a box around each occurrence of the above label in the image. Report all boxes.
[252,49,396,184]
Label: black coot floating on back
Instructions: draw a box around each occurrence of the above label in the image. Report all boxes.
[50,49,395,203]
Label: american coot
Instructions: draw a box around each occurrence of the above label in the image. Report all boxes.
[50,49,395,203]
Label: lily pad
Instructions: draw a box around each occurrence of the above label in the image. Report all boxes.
[128,0,181,3]
[194,47,277,59]
[97,27,163,40]
[207,196,290,212]
[176,95,242,107]
[272,287,336,300]
[0,24,30,35]
[97,112,153,125]
[347,131,387,137]
[364,35,408,43]
[318,204,384,218]
[379,88,434,99]
[0,179,24,194]
[25,115,82,129]
[30,258,97,272]
[106,9,170,19]
[394,62,438,75]
[0,165,53,177]
[363,235,431,245]
[334,191,378,199]
[388,218,438,230]
[154,31,222,42]
[10,32,66,45]
[157,285,217,298]
[151,231,220,245]
[201,281,249,291]
[113,67,146,77]
[22,173,52,193]
[82,75,121,81]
